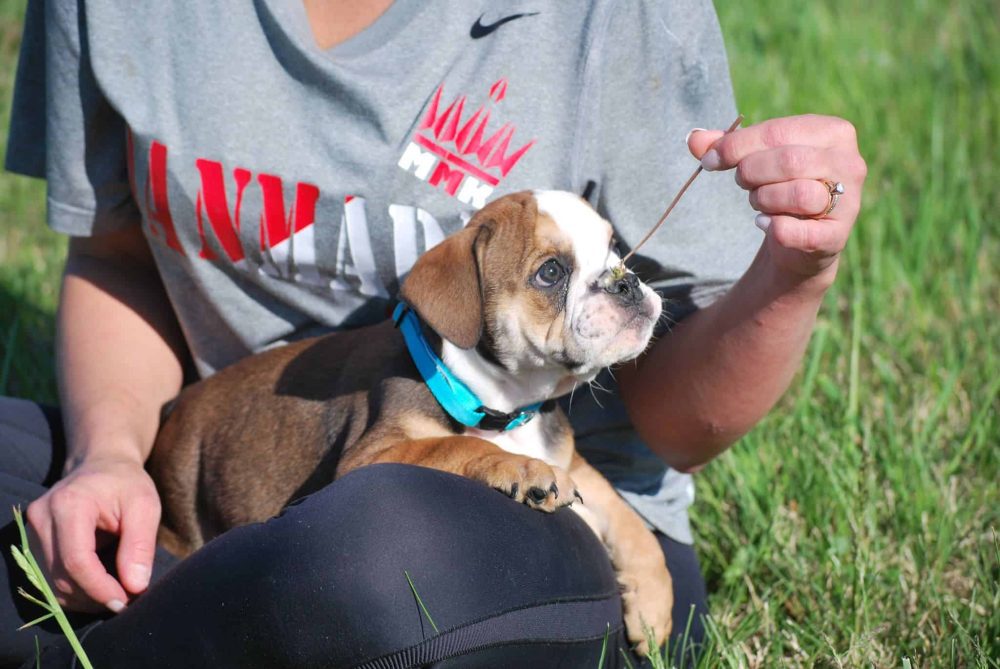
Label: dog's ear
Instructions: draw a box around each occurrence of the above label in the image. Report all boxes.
[400,223,490,349]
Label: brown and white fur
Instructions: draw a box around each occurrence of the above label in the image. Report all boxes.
[148,190,673,653]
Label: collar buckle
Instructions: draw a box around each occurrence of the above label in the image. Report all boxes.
[476,405,536,432]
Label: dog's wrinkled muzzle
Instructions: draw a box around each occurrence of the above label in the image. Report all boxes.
[597,269,643,307]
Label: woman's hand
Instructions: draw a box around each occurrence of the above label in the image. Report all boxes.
[688,114,868,282]
[25,454,161,613]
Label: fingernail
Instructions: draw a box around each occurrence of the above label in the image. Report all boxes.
[684,127,707,145]
[130,564,150,589]
[755,214,772,232]
[107,599,125,613]
[701,149,722,171]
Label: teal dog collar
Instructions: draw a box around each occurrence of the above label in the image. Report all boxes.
[393,303,542,432]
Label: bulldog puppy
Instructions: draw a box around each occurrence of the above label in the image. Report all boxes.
[148,190,672,653]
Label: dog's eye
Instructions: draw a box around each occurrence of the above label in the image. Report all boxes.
[534,259,565,288]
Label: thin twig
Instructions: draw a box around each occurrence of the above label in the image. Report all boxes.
[619,114,745,267]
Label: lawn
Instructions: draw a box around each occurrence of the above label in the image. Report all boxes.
[0,0,996,667]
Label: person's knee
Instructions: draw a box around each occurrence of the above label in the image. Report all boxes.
[283,464,610,571]
[279,463,617,595]
[246,464,619,663]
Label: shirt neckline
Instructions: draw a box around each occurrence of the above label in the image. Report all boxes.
[282,0,427,60]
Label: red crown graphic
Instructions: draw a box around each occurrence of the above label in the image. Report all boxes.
[416,78,535,182]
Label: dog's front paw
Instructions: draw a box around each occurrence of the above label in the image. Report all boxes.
[620,556,673,657]
[465,455,579,512]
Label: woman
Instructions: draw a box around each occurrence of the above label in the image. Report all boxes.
[0,0,866,666]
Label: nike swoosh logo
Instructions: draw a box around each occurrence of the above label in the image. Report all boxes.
[470,12,540,39]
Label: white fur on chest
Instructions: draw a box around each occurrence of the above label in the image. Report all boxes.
[464,419,569,469]
[442,339,572,470]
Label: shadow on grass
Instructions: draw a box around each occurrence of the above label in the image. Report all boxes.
[0,282,57,403]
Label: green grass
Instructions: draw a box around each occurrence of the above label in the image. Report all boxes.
[0,0,62,403]
[0,0,996,666]
[684,0,999,666]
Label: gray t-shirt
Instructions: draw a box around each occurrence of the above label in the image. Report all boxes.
[7,0,760,543]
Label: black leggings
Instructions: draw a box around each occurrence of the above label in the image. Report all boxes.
[0,398,708,668]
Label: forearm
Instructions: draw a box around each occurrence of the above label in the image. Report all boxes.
[57,230,186,470]
[619,241,835,471]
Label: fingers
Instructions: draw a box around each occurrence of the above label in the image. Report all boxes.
[116,489,161,595]
[686,115,866,278]
[48,491,129,612]
[686,129,724,160]
[688,128,863,221]
[755,214,845,259]
[734,145,834,189]
[700,114,858,171]
[24,459,164,614]
[702,137,862,224]
[749,179,833,218]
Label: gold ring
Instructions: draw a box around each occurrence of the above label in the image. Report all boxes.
[822,180,845,217]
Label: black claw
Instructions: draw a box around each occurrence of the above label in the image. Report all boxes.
[574,490,584,504]
[527,486,548,504]
[509,482,519,499]
[550,482,559,499]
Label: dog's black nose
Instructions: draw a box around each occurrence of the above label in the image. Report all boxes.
[602,271,643,306]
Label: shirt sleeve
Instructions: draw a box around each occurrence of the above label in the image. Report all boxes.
[5,0,138,236]
[581,0,762,324]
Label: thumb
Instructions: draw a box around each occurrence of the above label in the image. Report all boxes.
[116,492,160,595]
[686,128,725,160]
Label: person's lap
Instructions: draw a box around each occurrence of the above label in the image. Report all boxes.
[0,397,707,668]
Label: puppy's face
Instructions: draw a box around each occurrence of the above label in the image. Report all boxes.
[401,190,662,385]
[478,191,661,381]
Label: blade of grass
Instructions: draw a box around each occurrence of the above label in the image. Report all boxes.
[597,622,609,669]
[18,612,55,631]
[677,603,697,668]
[10,507,94,669]
[846,287,863,432]
[15,587,48,610]
[794,322,830,416]
[403,570,439,635]
[644,621,667,669]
